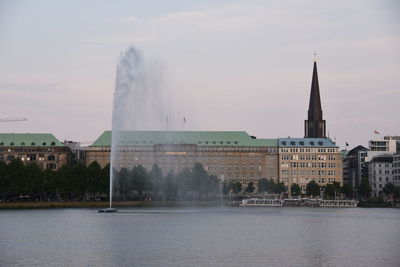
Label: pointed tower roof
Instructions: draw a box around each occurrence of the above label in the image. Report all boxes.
[308,61,322,117]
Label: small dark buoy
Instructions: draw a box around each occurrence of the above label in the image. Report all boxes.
[98,208,118,213]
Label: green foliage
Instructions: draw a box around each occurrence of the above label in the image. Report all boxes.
[393,186,400,200]
[245,182,255,193]
[257,178,279,194]
[324,182,341,199]
[273,182,287,194]
[113,163,220,201]
[0,160,223,202]
[383,183,395,196]
[358,177,371,200]
[229,181,242,193]
[290,183,301,197]
[0,159,109,202]
[306,180,320,197]
[341,183,353,199]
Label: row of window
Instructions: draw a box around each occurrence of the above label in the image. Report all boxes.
[281,170,337,176]
[281,162,337,168]
[281,155,337,161]
[0,154,56,161]
[280,148,337,153]
[281,177,339,184]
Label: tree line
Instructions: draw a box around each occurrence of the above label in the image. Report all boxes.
[2,158,399,202]
[0,159,109,202]
[113,163,220,201]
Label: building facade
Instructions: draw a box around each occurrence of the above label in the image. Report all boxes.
[278,138,343,193]
[393,153,400,187]
[0,133,69,169]
[368,155,394,197]
[342,145,368,188]
[86,131,279,185]
[366,137,398,161]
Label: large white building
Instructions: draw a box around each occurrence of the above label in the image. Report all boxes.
[366,137,398,161]
[393,154,400,187]
[368,155,394,197]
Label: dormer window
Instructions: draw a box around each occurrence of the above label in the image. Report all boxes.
[318,141,323,146]
[282,141,286,145]
[43,142,47,146]
[310,141,314,146]
[290,141,295,145]
[21,142,25,145]
[300,141,304,145]
[51,141,56,146]
[31,142,35,145]
[10,142,14,146]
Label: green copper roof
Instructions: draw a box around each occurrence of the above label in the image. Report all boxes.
[91,131,277,147]
[0,133,64,147]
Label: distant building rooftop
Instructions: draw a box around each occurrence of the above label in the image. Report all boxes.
[0,133,64,147]
[90,131,277,147]
[370,155,393,163]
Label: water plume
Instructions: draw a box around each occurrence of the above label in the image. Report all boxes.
[109,46,176,208]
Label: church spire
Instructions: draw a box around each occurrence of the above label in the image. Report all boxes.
[305,60,326,138]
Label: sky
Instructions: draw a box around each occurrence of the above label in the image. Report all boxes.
[0,0,399,148]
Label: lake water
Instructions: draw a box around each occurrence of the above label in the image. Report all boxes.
[1,207,399,267]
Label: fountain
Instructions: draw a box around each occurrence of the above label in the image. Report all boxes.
[99,46,176,212]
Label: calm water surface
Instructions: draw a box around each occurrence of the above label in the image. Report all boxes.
[1,207,399,267]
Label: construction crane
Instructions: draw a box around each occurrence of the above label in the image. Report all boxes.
[0,117,28,123]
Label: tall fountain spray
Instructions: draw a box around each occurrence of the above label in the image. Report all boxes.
[105,46,176,211]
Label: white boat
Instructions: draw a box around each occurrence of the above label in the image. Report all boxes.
[240,198,283,207]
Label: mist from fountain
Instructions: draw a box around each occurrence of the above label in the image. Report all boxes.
[109,46,177,209]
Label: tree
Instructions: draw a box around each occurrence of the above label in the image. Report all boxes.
[306,180,320,197]
[245,182,255,193]
[229,181,242,193]
[324,182,341,199]
[383,183,395,196]
[273,182,287,194]
[341,183,353,199]
[87,161,102,199]
[149,164,163,199]
[257,178,268,193]
[290,183,301,197]
[164,170,177,200]
[100,164,110,197]
[222,182,229,195]
[393,186,400,200]
[132,165,149,199]
[358,177,371,200]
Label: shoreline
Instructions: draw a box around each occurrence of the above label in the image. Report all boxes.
[0,200,398,209]
[0,201,229,209]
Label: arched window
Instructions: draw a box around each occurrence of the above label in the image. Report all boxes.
[10,142,14,146]
[0,142,3,145]
[21,142,25,145]
[31,142,35,145]
[51,141,56,146]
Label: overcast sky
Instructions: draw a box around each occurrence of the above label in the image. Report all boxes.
[0,0,399,148]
